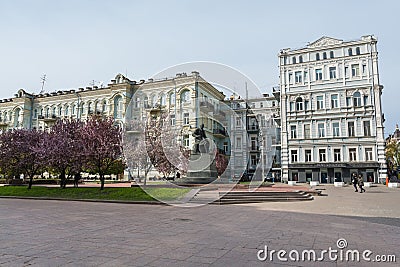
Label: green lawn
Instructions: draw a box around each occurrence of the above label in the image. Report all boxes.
[0,186,190,202]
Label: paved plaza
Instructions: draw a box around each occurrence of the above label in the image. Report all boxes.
[0,185,399,266]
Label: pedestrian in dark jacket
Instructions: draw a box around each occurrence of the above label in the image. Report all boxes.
[358,174,365,193]
[352,173,358,192]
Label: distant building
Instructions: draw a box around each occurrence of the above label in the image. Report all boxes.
[278,35,387,183]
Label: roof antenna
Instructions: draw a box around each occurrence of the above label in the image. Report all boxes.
[40,74,46,94]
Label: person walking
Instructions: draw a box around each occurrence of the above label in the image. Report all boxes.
[352,173,358,192]
[358,174,366,193]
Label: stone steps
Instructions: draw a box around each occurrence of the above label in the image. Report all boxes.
[189,190,314,205]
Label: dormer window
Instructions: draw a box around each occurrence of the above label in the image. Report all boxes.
[348,48,353,56]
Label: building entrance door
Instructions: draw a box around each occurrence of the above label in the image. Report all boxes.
[320,172,328,183]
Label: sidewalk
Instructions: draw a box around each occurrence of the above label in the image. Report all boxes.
[245,184,400,218]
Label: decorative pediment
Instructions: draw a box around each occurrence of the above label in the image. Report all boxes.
[308,36,343,48]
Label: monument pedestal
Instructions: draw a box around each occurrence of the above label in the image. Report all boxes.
[178,152,218,184]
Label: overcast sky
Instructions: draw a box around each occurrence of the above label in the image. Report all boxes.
[0,0,398,134]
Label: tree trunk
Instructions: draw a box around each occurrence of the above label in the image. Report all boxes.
[27,176,33,190]
[60,169,66,188]
[100,174,105,190]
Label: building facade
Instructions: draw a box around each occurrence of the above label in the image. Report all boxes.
[279,35,387,183]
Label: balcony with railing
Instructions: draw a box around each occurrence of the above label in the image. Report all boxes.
[200,100,214,112]
[212,128,227,138]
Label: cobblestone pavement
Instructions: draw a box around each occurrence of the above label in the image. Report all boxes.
[0,186,399,267]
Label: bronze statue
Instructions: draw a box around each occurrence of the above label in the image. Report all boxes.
[192,124,207,153]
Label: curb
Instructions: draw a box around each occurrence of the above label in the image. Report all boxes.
[0,196,166,205]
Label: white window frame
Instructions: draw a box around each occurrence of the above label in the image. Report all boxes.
[318,123,325,137]
[332,122,340,137]
[319,149,326,162]
[331,94,339,109]
[349,148,357,161]
[291,149,298,163]
[365,147,373,161]
[290,125,297,139]
[305,149,312,162]
[333,148,341,162]
[316,95,324,110]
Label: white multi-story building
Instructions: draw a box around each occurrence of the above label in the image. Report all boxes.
[0,72,226,154]
[279,35,386,183]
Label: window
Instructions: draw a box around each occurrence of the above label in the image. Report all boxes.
[323,52,327,59]
[251,155,257,167]
[102,101,107,113]
[152,95,158,107]
[223,142,228,153]
[348,48,353,56]
[296,97,303,111]
[363,121,371,136]
[290,102,294,112]
[319,149,326,162]
[236,116,242,127]
[333,122,340,137]
[353,92,361,107]
[356,47,361,55]
[346,97,352,107]
[170,114,175,126]
[363,95,368,105]
[318,123,325,137]
[72,104,76,115]
[52,107,57,116]
[65,106,69,116]
[260,102,264,108]
[291,150,298,162]
[305,150,312,162]
[317,96,324,109]
[316,53,320,61]
[304,100,309,110]
[330,51,334,58]
[292,56,296,64]
[181,91,190,104]
[251,137,257,151]
[315,69,323,80]
[114,96,123,119]
[183,113,189,125]
[334,149,341,162]
[289,73,293,83]
[329,67,336,79]
[160,94,166,106]
[351,64,359,77]
[183,135,189,147]
[345,66,349,77]
[291,125,297,139]
[169,92,176,105]
[348,121,355,137]
[299,55,303,63]
[304,71,308,81]
[304,124,311,139]
[236,137,242,149]
[349,148,357,161]
[144,96,149,108]
[295,71,302,83]
[365,148,373,161]
[331,94,338,108]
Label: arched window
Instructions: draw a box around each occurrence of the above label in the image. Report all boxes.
[46,107,50,118]
[80,102,85,115]
[356,47,360,55]
[144,96,149,108]
[114,95,123,119]
[169,92,176,105]
[348,48,353,56]
[316,53,320,61]
[4,111,7,122]
[102,100,107,113]
[14,108,21,127]
[152,95,158,107]
[88,102,93,114]
[353,92,361,107]
[71,104,76,115]
[296,97,303,111]
[52,107,57,116]
[181,90,190,104]
[0,111,2,122]
[34,109,37,118]
[299,55,303,63]
[65,105,69,116]
[160,94,166,106]
[323,52,327,59]
[330,51,334,58]
[292,56,296,64]
[58,106,62,116]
